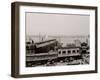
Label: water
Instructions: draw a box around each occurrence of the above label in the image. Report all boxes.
[26,35,90,47]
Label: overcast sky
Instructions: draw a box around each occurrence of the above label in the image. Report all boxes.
[26,13,89,36]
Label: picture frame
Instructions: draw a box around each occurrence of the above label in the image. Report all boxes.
[11,2,98,78]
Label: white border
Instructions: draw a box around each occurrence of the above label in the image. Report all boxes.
[19,6,95,74]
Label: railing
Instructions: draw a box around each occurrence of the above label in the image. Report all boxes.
[26,52,58,56]
[58,53,80,57]
[26,52,58,61]
[26,55,57,61]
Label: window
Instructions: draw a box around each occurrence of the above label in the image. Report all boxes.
[68,50,71,54]
[72,50,76,53]
[77,50,79,53]
[82,50,86,53]
[62,51,66,54]
[59,51,61,54]
[26,42,31,44]
[26,46,29,50]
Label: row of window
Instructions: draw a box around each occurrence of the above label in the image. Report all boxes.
[58,49,79,54]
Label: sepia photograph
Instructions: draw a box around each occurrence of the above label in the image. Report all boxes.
[11,2,97,77]
[25,12,90,67]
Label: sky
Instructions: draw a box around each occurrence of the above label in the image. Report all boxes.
[26,12,90,36]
